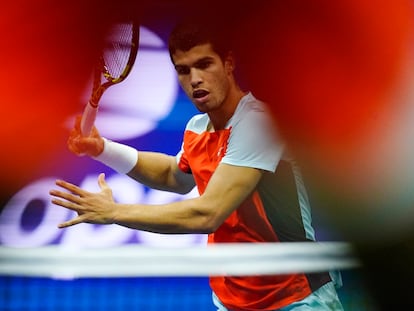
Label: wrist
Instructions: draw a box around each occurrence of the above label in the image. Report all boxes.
[93,138,138,174]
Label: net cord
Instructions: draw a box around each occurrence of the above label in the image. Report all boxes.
[0,242,360,279]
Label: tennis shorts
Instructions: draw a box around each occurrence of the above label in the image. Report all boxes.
[212,281,344,311]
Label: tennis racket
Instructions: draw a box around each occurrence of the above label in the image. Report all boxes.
[80,21,140,136]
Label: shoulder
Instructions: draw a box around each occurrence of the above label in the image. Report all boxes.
[240,92,268,112]
[185,113,209,133]
[230,93,277,134]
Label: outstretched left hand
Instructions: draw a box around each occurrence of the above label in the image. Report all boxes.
[50,173,116,228]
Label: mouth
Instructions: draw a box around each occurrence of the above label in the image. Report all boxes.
[192,89,209,99]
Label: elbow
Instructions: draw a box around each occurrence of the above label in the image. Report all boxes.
[198,214,223,234]
[173,180,195,195]
[191,195,226,234]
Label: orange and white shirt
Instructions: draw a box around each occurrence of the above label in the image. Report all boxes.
[176,93,331,310]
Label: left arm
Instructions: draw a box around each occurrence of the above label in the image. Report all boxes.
[50,163,262,233]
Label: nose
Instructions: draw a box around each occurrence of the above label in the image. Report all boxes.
[190,68,202,88]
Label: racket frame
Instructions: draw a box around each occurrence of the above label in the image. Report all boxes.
[81,21,140,135]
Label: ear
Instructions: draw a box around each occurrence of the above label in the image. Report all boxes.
[224,51,235,73]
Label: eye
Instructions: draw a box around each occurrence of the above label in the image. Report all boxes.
[196,60,212,70]
[175,65,190,75]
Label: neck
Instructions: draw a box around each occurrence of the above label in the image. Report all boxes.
[208,87,247,131]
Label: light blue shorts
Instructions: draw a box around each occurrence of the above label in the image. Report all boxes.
[212,281,344,311]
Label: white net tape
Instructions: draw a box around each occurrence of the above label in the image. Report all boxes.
[0,242,360,279]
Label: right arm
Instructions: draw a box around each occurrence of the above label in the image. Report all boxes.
[67,116,195,194]
[127,151,195,194]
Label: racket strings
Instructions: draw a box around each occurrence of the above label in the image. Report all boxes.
[103,23,135,80]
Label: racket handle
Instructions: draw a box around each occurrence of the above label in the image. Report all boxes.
[80,102,98,136]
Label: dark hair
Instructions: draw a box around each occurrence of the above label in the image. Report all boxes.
[168,17,231,63]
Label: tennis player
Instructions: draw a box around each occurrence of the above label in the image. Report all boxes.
[50,17,344,311]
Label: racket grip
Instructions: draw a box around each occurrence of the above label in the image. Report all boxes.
[80,102,98,136]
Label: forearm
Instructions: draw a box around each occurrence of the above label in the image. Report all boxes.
[114,164,262,234]
[127,151,187,193]
[112,196,216,234]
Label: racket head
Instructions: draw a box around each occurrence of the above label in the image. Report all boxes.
[102,21,140,84]
[88,21,140,108]
[82,21,139,135]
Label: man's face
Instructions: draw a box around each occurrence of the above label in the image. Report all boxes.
[172,43,232,113]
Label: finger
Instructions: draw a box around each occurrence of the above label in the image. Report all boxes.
[58,215,85,228]
[97,173,113,197]
[50,196,81,212]
[67,141,83,155]
[98,173,106,188]
[49,189,81,205]
[55,179,85,196]
[74,115,82,130]
[67,135,85,156]
[69,117,83,139]
[91,124,101,138]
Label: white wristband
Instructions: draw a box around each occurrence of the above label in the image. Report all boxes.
[93,138,138,174]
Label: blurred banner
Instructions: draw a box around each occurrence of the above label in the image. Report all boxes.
[0,24,205,248]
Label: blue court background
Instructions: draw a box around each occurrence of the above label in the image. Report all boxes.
[0,270,378,311]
